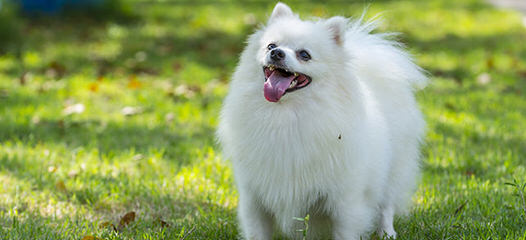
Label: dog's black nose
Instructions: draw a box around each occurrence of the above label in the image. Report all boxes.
[270,49,285,61]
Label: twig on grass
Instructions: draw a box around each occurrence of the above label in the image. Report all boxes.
[181,225,196,240]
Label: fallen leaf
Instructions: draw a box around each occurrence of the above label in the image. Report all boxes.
[445,102,456,111]
[81,236,97,240]
[99,221,112,228]
[56,181,67,192]
[99,221,117,232]
[155,218,170,228]
[49,61,66,78]
[127,75,142,89]
[89,83,99,92]
[172,61,183,72]
[486,57,494,70]
[118,211,136,229]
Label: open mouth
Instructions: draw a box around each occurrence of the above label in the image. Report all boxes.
[263,65,312,102]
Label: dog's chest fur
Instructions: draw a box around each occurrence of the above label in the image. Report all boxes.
[226,93,369,231]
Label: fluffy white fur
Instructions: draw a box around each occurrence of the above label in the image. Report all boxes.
[217,3,427,240]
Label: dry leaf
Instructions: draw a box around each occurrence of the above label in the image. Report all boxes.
[99,221,117,232]
[99,221,112,228]
[81,236,97,240]
[445,102,456,111]
[172,61,183,72]
[486,57,494,70]
[56,181,67,192]
[81,236,102,240]
[155,218,170,228]
[49,61,66,78]
[118,211,136,229]
[127,75,142,89]
[89,83,99,92]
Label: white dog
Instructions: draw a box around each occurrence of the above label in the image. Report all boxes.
[217,3,427,239]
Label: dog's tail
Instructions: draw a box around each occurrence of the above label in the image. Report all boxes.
[345,14,428,90]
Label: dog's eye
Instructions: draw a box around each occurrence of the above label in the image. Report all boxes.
[267,43,277,50]
[298,50,311,61]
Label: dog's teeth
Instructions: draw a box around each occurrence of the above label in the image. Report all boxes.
[269,66,274,71]
[290,80,297,88]
[294,72,298,77]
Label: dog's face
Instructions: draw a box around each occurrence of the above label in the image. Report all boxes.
[255,3,347,102]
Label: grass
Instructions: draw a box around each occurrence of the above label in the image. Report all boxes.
[0,0,525,239]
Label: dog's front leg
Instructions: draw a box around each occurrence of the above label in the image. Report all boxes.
[238,191,273,240]
[331,197,375,240]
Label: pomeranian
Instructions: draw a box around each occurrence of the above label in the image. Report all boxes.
[217,3,427,239]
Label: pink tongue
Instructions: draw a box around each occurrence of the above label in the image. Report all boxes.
[264,71,295,102]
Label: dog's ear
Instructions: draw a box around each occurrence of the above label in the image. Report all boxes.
[268,2,294,24]
[325,16,347,46]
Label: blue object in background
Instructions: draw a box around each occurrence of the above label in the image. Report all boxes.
[19,0,105,15]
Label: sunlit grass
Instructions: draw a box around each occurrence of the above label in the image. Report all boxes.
[0,0,525,239]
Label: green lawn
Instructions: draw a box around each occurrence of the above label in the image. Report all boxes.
[1,0,526,239]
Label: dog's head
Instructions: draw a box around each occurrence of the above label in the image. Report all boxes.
[255,3,348,102]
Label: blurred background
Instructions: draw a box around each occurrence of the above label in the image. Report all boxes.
[0,0,525,239]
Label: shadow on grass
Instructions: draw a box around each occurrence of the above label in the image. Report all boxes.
[0,149,237,238]
[423,121,526,179]
[405,31,526,82]
[0,117,216,165]
[0,198,237,239]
